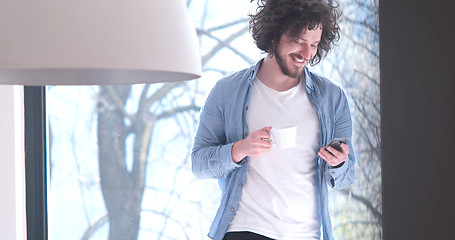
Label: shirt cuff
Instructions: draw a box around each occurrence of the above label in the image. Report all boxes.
[222,142,242,171]
[326,159,349,187]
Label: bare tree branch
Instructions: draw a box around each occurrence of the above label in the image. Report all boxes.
[81,215,109,240]
[138,84,151,113]
[343,33,380,59]
[141,209,191,240]
[145,82,184,111]
[105,86,135,122]
[354,69,380,87]
[201,26,250,65]
[340,189,382,224]
[157,105,201,120]
[198,28,256,64]
[334,220,381,229]
[342,17,379,34]
[204,68,229,75]
[203,18,250,32]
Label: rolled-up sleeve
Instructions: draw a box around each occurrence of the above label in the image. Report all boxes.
[191,84,241,179]
[324,88,356,189]
[324,155,355,188]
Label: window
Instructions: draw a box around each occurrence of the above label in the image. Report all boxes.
[26,0,381,239]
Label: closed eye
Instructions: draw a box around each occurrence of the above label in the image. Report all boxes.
[293,38,320,48]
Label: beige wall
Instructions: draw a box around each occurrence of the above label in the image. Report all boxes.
[0,85,26,240]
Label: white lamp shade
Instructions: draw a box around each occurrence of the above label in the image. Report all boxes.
[0,0,202,85]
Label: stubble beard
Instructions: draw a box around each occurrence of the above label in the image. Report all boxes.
[272,43,304,79]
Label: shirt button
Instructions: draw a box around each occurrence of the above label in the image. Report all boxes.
[230,208,235,212]
[244,106,248,110]
[239,183,243,187]
[243,132,247,137]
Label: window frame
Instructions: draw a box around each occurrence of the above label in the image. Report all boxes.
[24,86,48,239]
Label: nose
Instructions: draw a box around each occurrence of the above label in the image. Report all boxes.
[299,44,313,60]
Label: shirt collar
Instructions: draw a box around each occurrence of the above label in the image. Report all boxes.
[304,66,315,92]
[248,58,264,85]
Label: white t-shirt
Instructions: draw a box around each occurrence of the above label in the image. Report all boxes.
[228,77,321,239]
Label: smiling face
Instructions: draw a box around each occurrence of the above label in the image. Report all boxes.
[272,24,323,79]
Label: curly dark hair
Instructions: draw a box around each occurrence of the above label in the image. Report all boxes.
[249,0,341,66]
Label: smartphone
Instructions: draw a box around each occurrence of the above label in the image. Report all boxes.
[325,138,350,152]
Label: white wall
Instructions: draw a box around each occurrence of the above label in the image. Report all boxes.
[0,85,26,240]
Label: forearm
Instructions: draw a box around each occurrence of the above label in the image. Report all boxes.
[231,139,247,163]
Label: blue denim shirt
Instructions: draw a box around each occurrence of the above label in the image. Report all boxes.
[192,59,356,240]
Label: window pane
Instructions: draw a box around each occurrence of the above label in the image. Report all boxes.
[47,84,220,239]
[47,0,380,239]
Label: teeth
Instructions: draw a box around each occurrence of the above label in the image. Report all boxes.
[293,56,304,63]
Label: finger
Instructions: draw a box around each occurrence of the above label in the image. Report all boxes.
[326,146,343,159]
[256,129,271,139]
[259,127,272,139]
[251,143,272,155]
[327,146,349,165]
[340,143,350,155]
[252,135,272,147]
[262,126,272,132]
[318,148,332,161]
[259,140,273,148]
[261,143,273,150]
[261,137,274,144]
[317,150,327,160]
[319,148,341,166]
[249,130,267,141]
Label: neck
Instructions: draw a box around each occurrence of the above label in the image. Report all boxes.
[256,55,302,92]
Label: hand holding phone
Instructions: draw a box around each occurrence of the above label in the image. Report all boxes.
[320,138,350,168]
[325,138,350,153]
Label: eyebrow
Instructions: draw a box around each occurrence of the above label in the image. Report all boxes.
[297,38,321,44]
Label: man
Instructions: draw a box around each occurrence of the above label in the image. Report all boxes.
[192,0,356,239]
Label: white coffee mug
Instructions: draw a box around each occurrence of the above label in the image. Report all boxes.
[270,126,297,149]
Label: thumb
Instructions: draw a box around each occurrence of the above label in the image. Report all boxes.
[262,126,272,132]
